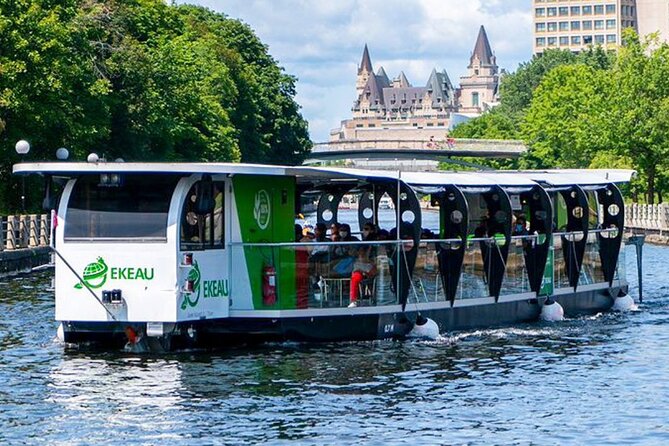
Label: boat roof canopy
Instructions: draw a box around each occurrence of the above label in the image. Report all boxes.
[13,162,635,188]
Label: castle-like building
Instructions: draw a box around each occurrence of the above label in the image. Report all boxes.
[330,26,502,143]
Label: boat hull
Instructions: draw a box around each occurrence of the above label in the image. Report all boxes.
[61,284,625,350]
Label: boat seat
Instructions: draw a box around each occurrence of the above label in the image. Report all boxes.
[357,277,376,306]
[319,277,351,307]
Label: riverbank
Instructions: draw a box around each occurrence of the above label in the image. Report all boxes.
[626,229,669,246]
[0,246,52,277]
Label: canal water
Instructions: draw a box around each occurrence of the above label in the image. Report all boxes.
[0,245,667,445]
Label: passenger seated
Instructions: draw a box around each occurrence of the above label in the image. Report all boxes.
[328,223,360,277]
[362,223,378,241]
[339,223,359,242]
[513,215,529,236]
[332,223,358,259]
[362,222,378,258]
[295,224,310,242]
[329,222,341,242]
[309,222,330,285]
[474,216,489,238]
[310,223,329,261]
[348,245,377,308]
[421,228,437,239]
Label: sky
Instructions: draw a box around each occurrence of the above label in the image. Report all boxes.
[186,1,533,142]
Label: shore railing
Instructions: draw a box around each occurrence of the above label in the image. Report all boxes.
[0,214,51,251]
[625,203,669,232]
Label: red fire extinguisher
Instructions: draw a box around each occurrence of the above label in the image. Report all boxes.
[262,264,277,305]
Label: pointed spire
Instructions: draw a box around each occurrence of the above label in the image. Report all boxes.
[397,71,411,87]
[426,69,450,106]
[358,44,373,74]
[359,73,384,108]
[470,25,494,66]
[441,69,453,90]
[376,66,390,88]
[426,69,438,91]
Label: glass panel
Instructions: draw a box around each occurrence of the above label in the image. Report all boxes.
[579,233,605,285]
[233,233,548,310]
[181,181,225,250]
[65,174,180,241]
[552,230,612,290]
[232,241,403,309]
[411,241,446,303]
[615,245,626,281]
[500,237,532,295]
[552,234,571,289]
[459,242,489,299]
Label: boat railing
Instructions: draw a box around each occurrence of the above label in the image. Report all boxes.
[230,229,622,310]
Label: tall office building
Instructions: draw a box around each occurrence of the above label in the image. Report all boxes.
[532,0,638,54]
[637,0,669,43]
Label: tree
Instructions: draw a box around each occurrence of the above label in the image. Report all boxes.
[449,108,519,140]
[606,30,669,204]
[0,0,111,210]
[449,47,611,151]
[498,49,578,116]
[0,0,312,212]
[521,64,611,169]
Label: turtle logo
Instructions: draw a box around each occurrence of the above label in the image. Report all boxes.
[74,257,109,289]
[253,189,271,230]
[181,260,202,310]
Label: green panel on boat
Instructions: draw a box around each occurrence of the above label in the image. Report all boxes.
[233,175,296,310]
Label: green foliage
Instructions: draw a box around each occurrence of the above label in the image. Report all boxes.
[449,108,519,140]
[498,49,578,115]
[450,35,669,203]
[606,29,669,203]
[0,0,311,212]
[521,64,610,169]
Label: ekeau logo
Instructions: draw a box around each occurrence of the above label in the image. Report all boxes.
[181,261,230,310]
[74,257,154,290]
[181,260,202,310]
[253,189,271,230]
[74,257,109,289]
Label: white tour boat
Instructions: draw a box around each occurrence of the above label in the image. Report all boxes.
[13,161,634,350]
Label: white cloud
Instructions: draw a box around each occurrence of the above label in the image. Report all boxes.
[182,0,533,141]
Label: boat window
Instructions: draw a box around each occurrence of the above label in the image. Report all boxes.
[65,174,180,241]
[608,203,620,217]
[181,180,225,250]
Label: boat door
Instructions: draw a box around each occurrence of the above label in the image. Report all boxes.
[177,175,230,320]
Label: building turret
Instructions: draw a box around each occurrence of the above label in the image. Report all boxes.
[458,25,500,113]
[468,25,498,77]
[356,44,374,98]
[376,66,390,88]
[392,71,412,88]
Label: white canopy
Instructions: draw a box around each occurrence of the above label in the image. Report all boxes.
[13,162,635,187]
[502,169,636,186]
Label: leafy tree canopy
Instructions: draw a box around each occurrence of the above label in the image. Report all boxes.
[450,35,669,203]
[0,0,311,211]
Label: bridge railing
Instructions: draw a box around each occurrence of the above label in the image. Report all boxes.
[313,138,526,153]
[0,214,51,251]
[625,203,669,232]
